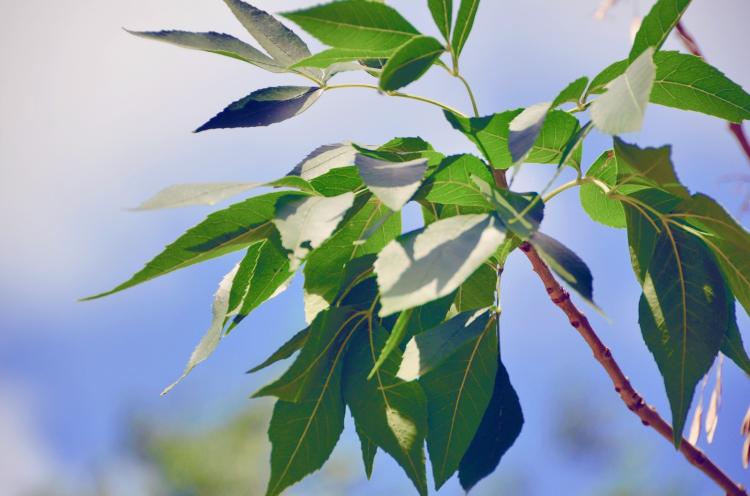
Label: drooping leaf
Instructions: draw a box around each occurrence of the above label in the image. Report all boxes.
[428,0,453,40]
[590,48,656,135]
[379,36,444,91]
[196,86,322,132]
[420,154,494,209]
[375,214,506,316]
[420,311,498,488]
[355,155,428,211]
[84,191,303,300]
[444,109,582,169]
[288,143,358,180]
[398,310,491,382]
[126,30,284,72]
[343,324,429,496]
[283,1,419,51]
[248,327,309,373]
[580,151,626,228]
[273,192,356,270]
[639,227,728,446]
[629,0,691,61]
[355,423,378,479]
[161,262,241,395]
[369,308,413,379]
[254,307,365,402]
[614,138,689,198]
[458,353,523,492]
[452,0,480,58]
[293,47,394,69]
[529,232,596,307]
[650,51,750,123]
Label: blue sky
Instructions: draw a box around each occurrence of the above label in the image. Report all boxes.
[1,0,749,494]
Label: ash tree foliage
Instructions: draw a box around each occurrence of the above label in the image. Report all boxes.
[87,0,750,494]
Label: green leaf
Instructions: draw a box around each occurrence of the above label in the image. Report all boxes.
[398,310,491,382]
[288,143,358,180]
[651,51,750,123]
[590,48,656,135]
[343,324,429,496]
[639,226,728,446]
[355,155,428,211]
[587,59,628,96]
[375,214,506,316]
[420,312,498,488]
[227,235,293,332]
[293,47,394,69]
[671,193,750,317]
[283,0,419,51]
[133,182,264,210]
[552,76,589,107]
[368,308,413,379]
[273,192,356,270]
[161,262,241,395]
[580,151,626,228]
[530,232,596,307]
[472,178,544,240]
[445,109,582,169]
[629,0,691,61]
[254,307,365,402]
[452,0,480,57]
[458,354,523,492]
[421,154,494,209]
[722,300,750,376]
[379,36,444,91]
[453,263,497,313]
[355,423,378,479]
[266,309,354,496]
[126,30,284,72]
[248,327,309,373]
[309,166,364,196]
[613,138,690,198]
[428,0,453,40]
[196,86,322,132]
[84,191,302,300]
[402,294,457,343]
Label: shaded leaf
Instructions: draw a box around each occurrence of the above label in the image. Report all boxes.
[288,143,358,180]
[452,0,480,57]
[356,155,428,211]
[473,177,544,240]
[722,299,750,376]
[530,232,596,307]
[375,214,506,316]
[355,423,378,479]
[379,36,444,91]
[508,102,552,164]
[248,327,309,373]
[613,137,689,198]
[453,263,497,314]
[133,182,264,210]
[196,86,322,132]
[629,0,691,61]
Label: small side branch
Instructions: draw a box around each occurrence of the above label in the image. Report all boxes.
[519,242,747,496]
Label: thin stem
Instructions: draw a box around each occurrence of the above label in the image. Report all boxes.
[324,83,468,117]
[542,179,582,202]
[455,73,480,117]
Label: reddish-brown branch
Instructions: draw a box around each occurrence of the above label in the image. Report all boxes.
[675,22,750,166]
[519,242,747,496]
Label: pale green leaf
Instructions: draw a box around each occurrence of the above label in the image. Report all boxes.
[580,151,626,228]
[288,143,358,180]
[355,155,428,211]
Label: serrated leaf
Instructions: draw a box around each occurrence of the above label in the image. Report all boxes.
[379,36,444,91]
[530,232,596,307]
[283,0,419,51]
[639,226,728,446]
[552,76,589,107]
[293,47,394,69]
[580,151,626,228]
[458,354,523,491]
[629,0,691,61]
[343,324,429,496]
[84,191,303,300]
[613,137,689,198]
[254,307,365,402]
[375,214,506,316]
[452,0,480,57]
[420,311,497,488]
[355,155,428,211]
[591,48,655,135]
[273,192,355,270]
[309,166,364,196]
[248,327,309,373]
[444,109,582,169]
[196,86,322,132]
[287,143,358,180]
[420,154,494,209]
[127,30,284,72]
[161,262,240,395]
[650,51,750,123]
[428,0,453,40]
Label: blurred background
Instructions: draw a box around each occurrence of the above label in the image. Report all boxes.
[1,0,749,494]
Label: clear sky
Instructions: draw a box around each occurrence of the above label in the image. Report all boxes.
[1,0,749,494]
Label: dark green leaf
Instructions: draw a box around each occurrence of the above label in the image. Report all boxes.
[452,0,480,57]
[420,312,498,488]
[379,36,444,91]
[428,0,453,40]
[127,30,283,72]
[368,308,412,379]
[629,0,691,61]
[473,178,544,240]
[195,86,322,132]
[453,263,497,313]
[613,138,689,199]
[458,354,523,491]
[722,300,750,376]
[421,154,494,209]
[283,1,419,51]
[248,327,309,373]
[530,232,596,307]
[84,191,302,300]
[355,423,378,479]
[639,226,728,446]
[343,325,429,496]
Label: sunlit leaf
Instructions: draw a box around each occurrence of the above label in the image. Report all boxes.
[379,36,444,91]
[452,0,480,57]
[428,0,453,40]
[629,0,691,61]
[420,154,494,209]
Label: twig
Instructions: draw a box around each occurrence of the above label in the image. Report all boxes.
[519,242,747,496]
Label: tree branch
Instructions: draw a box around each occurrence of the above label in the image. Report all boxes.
[519,242,747,496]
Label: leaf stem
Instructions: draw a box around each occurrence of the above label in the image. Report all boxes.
[455,73,480,117]
[323,83,468,118]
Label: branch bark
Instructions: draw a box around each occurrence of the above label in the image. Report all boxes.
[519,242,748,496]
